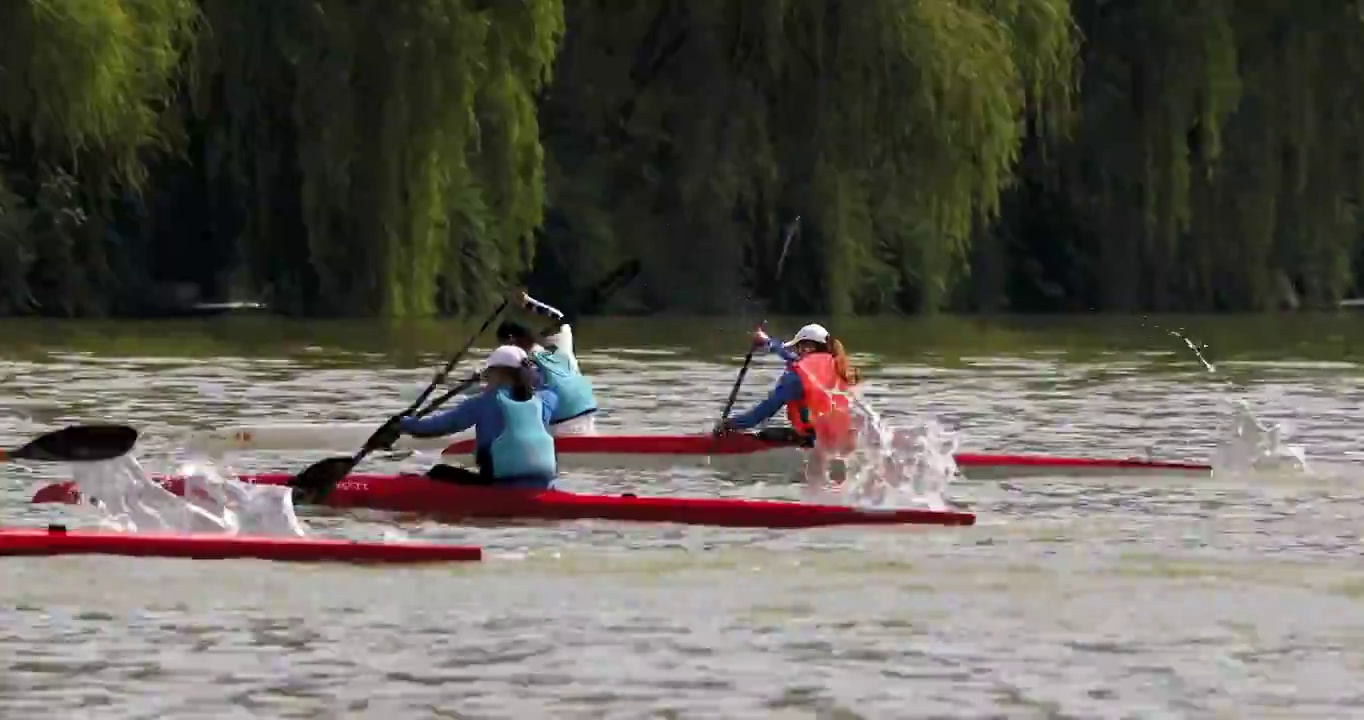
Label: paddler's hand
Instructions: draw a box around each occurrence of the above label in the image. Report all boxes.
[365,417,404,452]
[507,288,530,308]
[751,328,771,347]
[712,418,736,437]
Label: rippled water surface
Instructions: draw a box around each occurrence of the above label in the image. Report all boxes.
[1,317,1363,718]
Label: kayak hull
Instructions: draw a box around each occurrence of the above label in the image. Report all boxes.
[952,452,1210,479]
[186,423,464,455]
[186,425,1211,479]
[0,525,480,563]
[33,475,976,528]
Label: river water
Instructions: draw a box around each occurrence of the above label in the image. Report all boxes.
[0,316,1361,718]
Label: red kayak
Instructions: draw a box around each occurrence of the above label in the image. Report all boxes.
[187,425,1211,479]
[33,475,975,528]
[442,434,1212,478]
[0,524,481,563]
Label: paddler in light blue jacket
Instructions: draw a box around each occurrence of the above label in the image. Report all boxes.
[395,345,560,490]
[497,292,599,435]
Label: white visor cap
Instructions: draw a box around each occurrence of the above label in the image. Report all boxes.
[483,345,529,371]
[784,323,831,348]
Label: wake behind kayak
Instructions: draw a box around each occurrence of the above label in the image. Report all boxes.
[5,437,486,565]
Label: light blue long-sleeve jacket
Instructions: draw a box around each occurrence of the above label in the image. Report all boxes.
[400,386,560,487]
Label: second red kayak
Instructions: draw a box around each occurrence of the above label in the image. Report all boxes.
[32,475,975,528]
[0,524,481,563]
[442,435,1212,478]
[187,425,1212,479]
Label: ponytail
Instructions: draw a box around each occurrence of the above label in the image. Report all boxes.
[829,337,860,386]
[509,360,537,402]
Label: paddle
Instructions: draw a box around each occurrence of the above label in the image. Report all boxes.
[0,425,139,463]
[290,259,643,503]
[715,216,802,433]
[412,258,643,419]
[288,299,512,502]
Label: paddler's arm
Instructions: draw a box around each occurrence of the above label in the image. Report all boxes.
[539,324,582,374]
[516,291,583,371]
[752,328,798,364]
[765,337,798,364]
[519,293,564,323]
[725,370,803,430]
[523,295,582,364]
[538,388,560,425]
[515,291,566,333]
[399,392,487,438]
[527,361,547,389]
[543,321,573,354]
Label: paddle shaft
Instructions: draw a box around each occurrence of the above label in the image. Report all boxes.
[414,259,642,419]
[289,298,512,497]
[718,327,763,425]
[415,373,482,419]
[360,299,511,458]
[406,299,511,416]
[415,299,563,418]
[717,217,802,426]
[290,261,642,499]
[367,297,512,454]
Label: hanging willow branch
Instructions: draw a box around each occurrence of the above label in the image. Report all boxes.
[4,0,1364,316]
[543,0,1077,314]
[193,0,563,316]
[0,0,199,315]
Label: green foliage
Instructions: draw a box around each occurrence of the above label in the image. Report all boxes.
[0,0,198,315]
[1046,0,1364,310]
[544,0,1077,314]
[195,0,562,316]
[0,0,1363,317]
[0,0,198,183]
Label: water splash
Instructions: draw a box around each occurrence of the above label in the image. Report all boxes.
[1167,328,1310,476]
[802,387,960,511]
[1210,399,1309,476]
[1169,329,1218,375]
[70,456,306,537]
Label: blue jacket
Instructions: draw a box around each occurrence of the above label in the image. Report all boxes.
[764,337,799,364]
[400,386,559,488]
[728,338,802,430]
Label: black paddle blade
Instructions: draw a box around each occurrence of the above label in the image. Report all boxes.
[581,259,641,311]
[287,456,358,501]
[3,424,140,463]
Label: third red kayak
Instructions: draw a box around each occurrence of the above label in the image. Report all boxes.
[0,524,481,563]
[186,425,1212,479]
[443,434,1212,479]
[32,474,975,528]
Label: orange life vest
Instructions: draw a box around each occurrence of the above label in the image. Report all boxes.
[784,352,854,452]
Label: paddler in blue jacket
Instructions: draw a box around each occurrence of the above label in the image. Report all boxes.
[393,345,560,489]
[497,292,599,435]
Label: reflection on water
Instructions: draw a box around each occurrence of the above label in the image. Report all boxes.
[0,318,1361,717]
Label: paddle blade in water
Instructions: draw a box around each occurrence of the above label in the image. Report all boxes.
[1,425,139,463]
[287,456,358,502]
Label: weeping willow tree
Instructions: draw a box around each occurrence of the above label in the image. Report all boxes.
[8,0,1364,318]
[990,0,1364,311]
[190,0,563,316]
[540,0,1077,314]
[1194,1,1364,309]
[0,0,198,315]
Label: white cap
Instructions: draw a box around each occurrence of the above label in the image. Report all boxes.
[784,323,830,348]
[483,345,528,371]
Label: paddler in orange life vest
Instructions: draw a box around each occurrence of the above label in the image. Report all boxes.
[714,323,861,452]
